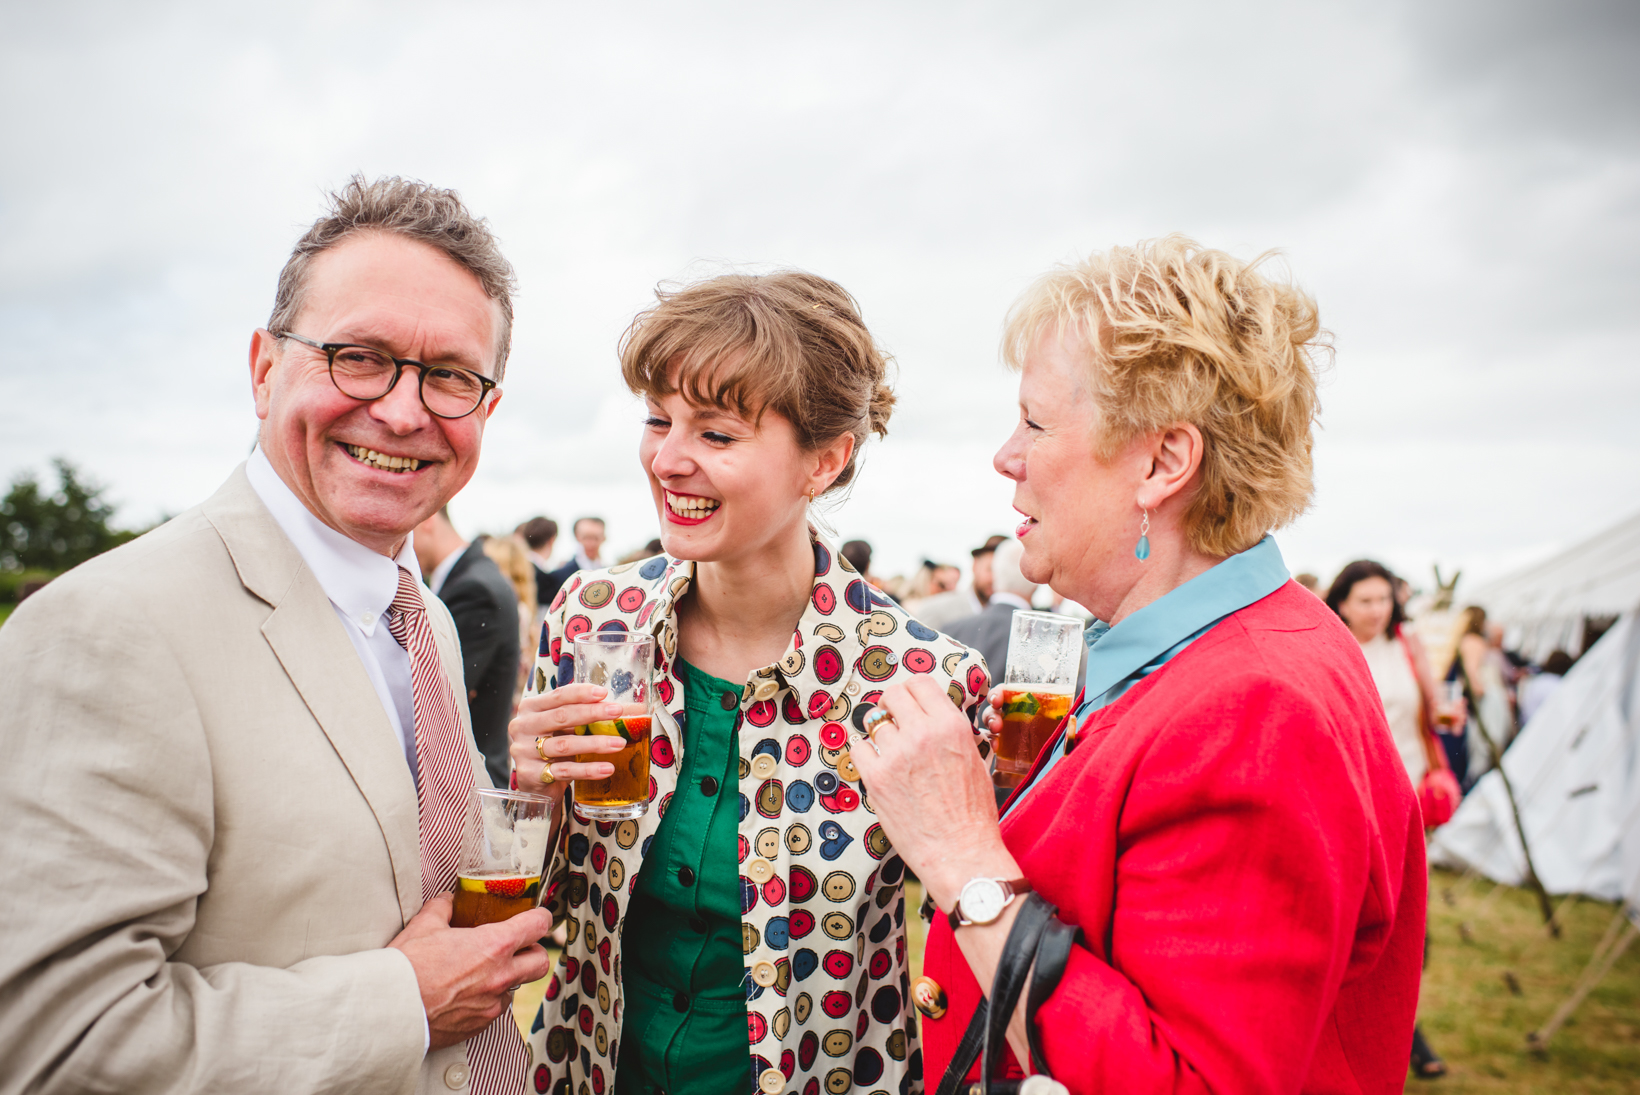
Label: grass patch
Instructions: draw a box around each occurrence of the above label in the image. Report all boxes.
[513,869,1639,1092]
[1421,867,1639,1091]
[0,604,12,629]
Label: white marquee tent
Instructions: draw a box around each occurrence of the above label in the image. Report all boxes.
[1464,510,1640,662]
[1429,609,1639,905]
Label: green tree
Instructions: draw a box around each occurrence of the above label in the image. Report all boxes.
[0,459,138,575]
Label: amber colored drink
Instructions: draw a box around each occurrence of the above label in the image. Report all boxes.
[994,689,1074,789]
[573,709,652,817]
[451,871,543,928]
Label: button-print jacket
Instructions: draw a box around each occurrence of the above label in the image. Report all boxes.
[523,534,990,1095]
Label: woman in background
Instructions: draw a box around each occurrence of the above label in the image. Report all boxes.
[1451,605,1515,785]
[1327,559,1457,1080]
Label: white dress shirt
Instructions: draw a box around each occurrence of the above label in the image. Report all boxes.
[428,543,466,597]
[245,449,420,779]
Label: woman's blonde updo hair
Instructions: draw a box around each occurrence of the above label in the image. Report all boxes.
[619,269,895,495]
[1002,235,1330,557]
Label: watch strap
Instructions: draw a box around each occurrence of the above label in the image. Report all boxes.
[947,876,1032,930]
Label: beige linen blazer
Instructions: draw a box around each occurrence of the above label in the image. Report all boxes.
[0,466,494,1095]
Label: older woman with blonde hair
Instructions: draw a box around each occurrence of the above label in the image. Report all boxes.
[852,237,1426,1092]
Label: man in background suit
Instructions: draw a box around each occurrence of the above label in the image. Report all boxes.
[415,508,520,787]
[542,515,605,600]
[517,515,561,610]
[946,537,1037,686]
[0,177,551,1095]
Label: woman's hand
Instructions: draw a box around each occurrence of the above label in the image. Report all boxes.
[849,677,1020,913]
[980,684,1006,740]
[508,684,630,798]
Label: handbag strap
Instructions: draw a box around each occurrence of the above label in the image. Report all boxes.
[979,894,1057,1094]
[933,1002,989,1095]
[933,893,1074,1095]
[1024,915,1079,1073]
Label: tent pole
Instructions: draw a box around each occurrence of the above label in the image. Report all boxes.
[1462,666,1559,935]
[1526,908,1637,1049]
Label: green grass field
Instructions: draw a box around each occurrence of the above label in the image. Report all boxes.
[0,603,12,628]
[515,869,1639,1090]
[1420,867,1639,1092]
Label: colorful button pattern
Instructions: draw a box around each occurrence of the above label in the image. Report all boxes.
[524,535,989,1094]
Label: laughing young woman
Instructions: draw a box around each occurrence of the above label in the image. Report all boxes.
[509,271,990,1095]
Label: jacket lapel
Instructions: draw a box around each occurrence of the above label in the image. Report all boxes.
[203,465,424,921]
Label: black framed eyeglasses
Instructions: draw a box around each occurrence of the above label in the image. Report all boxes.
[275,331,499,419]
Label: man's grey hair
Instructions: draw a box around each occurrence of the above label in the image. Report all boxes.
[993,538,1036,599]
[267,175,517,380]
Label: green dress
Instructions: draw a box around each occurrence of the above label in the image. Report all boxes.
[614,658,751,1095]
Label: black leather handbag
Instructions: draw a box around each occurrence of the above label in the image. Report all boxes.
[932,892,1078,1095]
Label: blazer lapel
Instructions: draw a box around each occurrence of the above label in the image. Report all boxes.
[204,466,424,921]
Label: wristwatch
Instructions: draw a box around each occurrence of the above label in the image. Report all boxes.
[947,876,1032,929]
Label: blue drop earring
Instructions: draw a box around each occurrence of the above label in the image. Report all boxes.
[1135,509,1151,561]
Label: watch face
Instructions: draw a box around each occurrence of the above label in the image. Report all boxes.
[960,878,1006,924]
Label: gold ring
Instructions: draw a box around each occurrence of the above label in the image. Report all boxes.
[540,764,556,786]
[535,735,551,762]
[861,707,896,738]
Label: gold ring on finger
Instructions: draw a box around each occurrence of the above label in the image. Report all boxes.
[535,735,551,762]
[540,763,556,786]
[861,706,897,739]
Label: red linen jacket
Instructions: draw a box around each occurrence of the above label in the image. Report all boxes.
[920,582,1426,1093]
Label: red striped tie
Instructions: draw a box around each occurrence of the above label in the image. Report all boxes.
[387,566,528,1095]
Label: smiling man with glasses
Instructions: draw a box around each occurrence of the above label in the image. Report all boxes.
[0,176,544,1095]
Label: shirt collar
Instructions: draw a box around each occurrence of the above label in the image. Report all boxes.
[528,550,554,572]
[1080,534,1290,703]
[989,591,1033,612]
[428,543,467,595]
[245,447,420,636]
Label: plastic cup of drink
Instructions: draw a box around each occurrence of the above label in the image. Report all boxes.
[571,633,654,821]
[451,787,557,928]
[995,611,1082,787]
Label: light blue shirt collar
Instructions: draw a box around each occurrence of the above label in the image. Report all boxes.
[1002,536,1290,820]
[1079,535,1290,708]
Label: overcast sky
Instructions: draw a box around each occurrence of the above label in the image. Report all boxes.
[2,0,1636,596]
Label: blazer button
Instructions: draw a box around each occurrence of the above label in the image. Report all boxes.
[750,960,779,987]
[910,975,948,1019]
[674,991,690,1012]
[700,775,720,796]
[678,866,696,887]
[746,857,775,883]
[750,754,778,779]
[720,691,738,710]
[442,1061,470,1089]
[689,916,707,933]
[758,1067,787,1094]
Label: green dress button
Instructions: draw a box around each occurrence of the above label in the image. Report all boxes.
[719,691,737,710]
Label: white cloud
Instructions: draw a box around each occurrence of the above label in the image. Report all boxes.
[2,0,1636,598]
